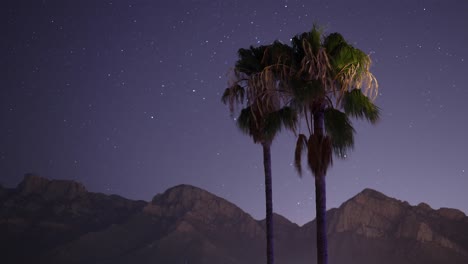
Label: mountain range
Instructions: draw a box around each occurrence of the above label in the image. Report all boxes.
[1,174,467,264]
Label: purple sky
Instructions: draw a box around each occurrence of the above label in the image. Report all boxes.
[2,0,468,225]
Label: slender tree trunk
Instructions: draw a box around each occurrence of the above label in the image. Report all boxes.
[262,142,274,264]
[314,109,328,264]
[313,108,324,135]
[315,175,327,264]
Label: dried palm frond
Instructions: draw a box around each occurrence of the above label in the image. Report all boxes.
[327,42,379,104]
[334,63,378,101]
[300,45,333,88]
[307,134,333,177]
[221,84,245,107]
[294,134,308,177]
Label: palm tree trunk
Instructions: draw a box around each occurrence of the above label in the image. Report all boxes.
[314,109,328,264]
[262,142,274,264]
[315,175,327,264]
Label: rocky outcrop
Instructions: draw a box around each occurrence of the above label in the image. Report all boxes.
[416,222,433,242]
[145,184,241,219]
[144,184,264,237]
[17,173,87,200]
[438,208,466,220]
[0,174,146,264]
[329,188,468,257]
[331,188,407,238]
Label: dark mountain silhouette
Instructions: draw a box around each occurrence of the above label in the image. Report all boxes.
[1,174,467,264]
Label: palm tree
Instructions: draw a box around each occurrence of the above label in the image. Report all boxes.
[290,27,380,264]
[221,42,296,264]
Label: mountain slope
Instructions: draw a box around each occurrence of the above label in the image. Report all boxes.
[1,175,467,264]
[325,188,468,264]
[0,174,146,264]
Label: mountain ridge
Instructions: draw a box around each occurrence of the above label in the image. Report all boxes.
[1,174,467,264]
[8,174,468,225]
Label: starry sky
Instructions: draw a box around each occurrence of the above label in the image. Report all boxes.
[2,0,468,225]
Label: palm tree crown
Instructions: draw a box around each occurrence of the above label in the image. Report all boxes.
[291,26,380,173]
[222,42,297,143]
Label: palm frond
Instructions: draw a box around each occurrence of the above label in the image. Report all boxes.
[323,33,346,55]
[294,134,308,177]
[292,25,322,55]
[291,26,336,94]
[262,41,293,66]
[327,40,379,102]
[342,89,380,124]
[237,105,297,144]
[262,106,298,142]
[236,106,263,144]
[221,84,245,112]
[237,106,254,135]
[278,106,298,132]
[324,108,355,158]
[235,46,266,75]
[291,79,326,107]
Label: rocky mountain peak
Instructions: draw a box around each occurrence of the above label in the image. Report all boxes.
[143,184,263,236]
[155,184,214,203]
[416,202,433,211]
[144,184,245,218]
[331,188,407,237]
[358,188,388,198]
[438,207,466,220]
[16,173,87,200]
[327,188,468,255]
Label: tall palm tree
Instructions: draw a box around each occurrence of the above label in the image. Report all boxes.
[290,27,380,264]
[222,42,296,264]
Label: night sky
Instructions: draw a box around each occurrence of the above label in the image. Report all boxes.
[2,0,468,225]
